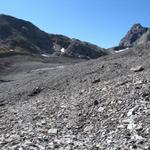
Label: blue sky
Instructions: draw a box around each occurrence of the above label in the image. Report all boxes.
[0,0,149,48]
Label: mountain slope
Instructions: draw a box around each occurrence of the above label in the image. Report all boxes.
[0,43,150,149]
[0,14,150,149]
[0,14,108,59]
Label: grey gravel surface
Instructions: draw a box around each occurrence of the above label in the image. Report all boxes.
[0,44,150,150]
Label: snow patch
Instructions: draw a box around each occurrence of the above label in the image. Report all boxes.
[115,48,129,53]
[31,66,65,73]
[61,48,65,53]
[56,65,64,69]
[41,54,50,57]
[53,45,56,49]
[9,49,14,52]
[32,68,55,72]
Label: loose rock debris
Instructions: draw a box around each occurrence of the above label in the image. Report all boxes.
[0,44,150,149]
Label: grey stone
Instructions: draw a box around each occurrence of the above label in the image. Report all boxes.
[130,66,144,72]
[48,128,58,134]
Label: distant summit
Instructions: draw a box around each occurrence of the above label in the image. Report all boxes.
[0,14,108,59]
[110,23,150,51]
[119,23,150,48]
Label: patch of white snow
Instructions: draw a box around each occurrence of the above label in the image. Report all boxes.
[115,48,129,53]
[41,54,50,57]
[56,65,64,69]
[61,48,65,53]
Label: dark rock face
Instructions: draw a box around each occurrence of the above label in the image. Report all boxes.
[0,14,108,59]
[62,39,106,59]
[49,35,107,59]
[0,14,53,54]
[119,24,150,47]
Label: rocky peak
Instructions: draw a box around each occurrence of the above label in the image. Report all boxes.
[119,24,149,47]
[131,23,144,30]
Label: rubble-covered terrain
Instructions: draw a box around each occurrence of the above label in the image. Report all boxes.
[0,43,150,149]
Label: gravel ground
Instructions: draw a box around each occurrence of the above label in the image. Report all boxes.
[0,44,150,150]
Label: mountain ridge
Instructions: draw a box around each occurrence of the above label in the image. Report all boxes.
[0,14,108,59]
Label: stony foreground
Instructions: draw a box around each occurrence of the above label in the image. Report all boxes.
[0,44,150,149]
